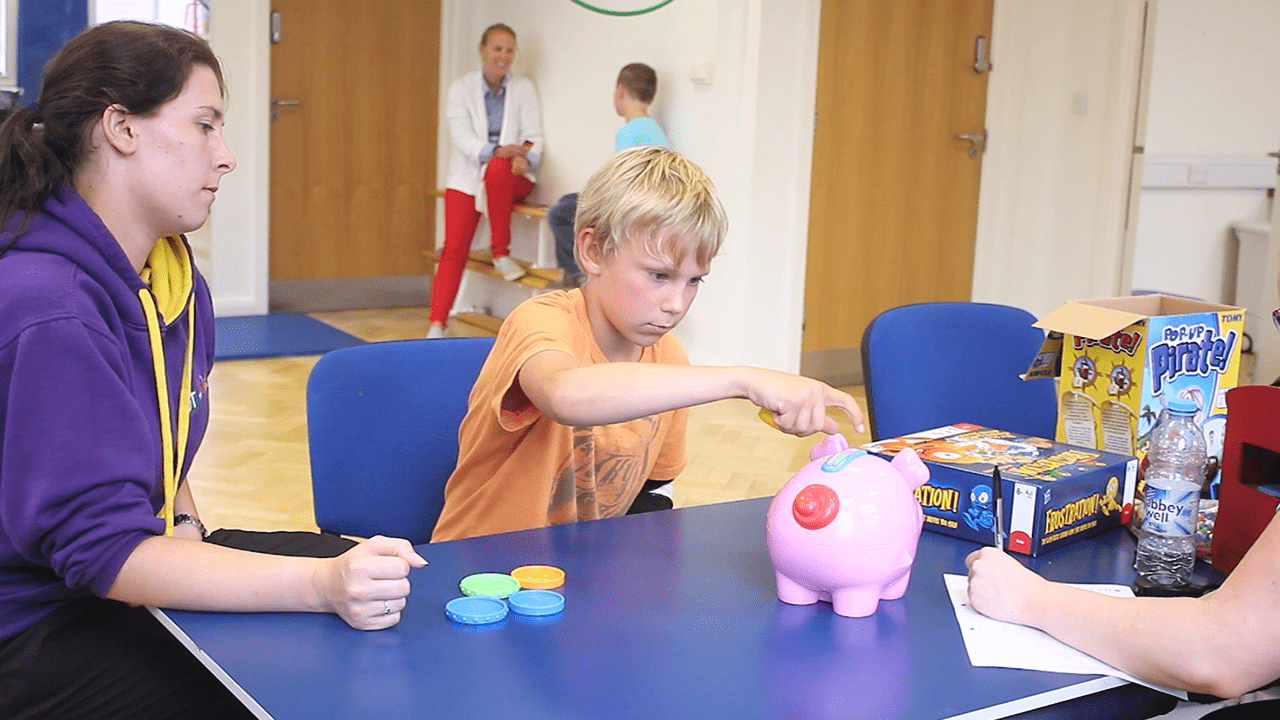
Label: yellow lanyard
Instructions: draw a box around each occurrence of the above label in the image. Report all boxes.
[137,244,196,535]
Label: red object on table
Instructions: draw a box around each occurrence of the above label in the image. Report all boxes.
[1211,385,1280,573]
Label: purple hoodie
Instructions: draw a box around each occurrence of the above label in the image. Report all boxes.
[0,184,214,643]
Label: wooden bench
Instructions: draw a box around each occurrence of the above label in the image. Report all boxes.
[425,190,561,335]
[429,188,547,219]
[421,248,559,291]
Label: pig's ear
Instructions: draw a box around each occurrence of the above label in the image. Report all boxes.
[809,433,849,461]
[891,448,930,490]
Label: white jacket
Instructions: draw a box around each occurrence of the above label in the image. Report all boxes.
[446,70,544,212]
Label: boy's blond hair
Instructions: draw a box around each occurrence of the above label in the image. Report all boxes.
[574,146,727,269]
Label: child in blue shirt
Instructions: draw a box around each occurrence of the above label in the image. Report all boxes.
[548,63,669,288]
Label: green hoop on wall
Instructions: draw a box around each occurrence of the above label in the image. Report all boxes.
[569,0,676,17]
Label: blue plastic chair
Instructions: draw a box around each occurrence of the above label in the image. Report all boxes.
[860,302,1057,441]
[306,336,496,544]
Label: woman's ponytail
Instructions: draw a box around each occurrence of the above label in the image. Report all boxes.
[0,105,65,255]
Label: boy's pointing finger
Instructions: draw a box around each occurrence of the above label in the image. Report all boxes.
[827,390,866,433]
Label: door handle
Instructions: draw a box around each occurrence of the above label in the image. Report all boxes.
[270,97,302,122]
[973,36,992,73]
[956,131,987,158]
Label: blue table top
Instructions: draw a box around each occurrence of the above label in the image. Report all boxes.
[159,497,1210,720]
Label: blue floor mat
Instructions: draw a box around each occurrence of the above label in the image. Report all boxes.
[215,314,366,360]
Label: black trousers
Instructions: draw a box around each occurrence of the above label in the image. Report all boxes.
[1201,699,1280,719]
[626,479,675,515]
[0,530,355,720]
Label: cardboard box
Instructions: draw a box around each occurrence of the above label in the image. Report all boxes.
[863,425,1137,556]
[1027,295,1244,529]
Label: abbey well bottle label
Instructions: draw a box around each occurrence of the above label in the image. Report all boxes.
[1141,484,1197,537]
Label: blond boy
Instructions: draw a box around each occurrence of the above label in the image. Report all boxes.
[431,146,863,542]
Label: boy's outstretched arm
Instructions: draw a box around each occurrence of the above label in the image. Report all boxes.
[516,350,864,437]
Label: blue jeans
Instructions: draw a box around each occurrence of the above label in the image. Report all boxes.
[548,192,579,277]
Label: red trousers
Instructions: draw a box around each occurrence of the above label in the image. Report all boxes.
[430,156,534,323]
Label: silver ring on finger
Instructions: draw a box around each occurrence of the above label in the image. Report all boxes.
[382,599,391,616]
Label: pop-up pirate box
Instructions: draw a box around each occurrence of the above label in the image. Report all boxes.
[1026,295,1244,529]
[862,425,1137,556]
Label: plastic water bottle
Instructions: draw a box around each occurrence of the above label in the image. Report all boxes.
[1135,397,1207,590]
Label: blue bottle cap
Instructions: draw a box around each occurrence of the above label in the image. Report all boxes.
[1167,398,1197,416]
[507,589,565,617]
[445,595,508,625]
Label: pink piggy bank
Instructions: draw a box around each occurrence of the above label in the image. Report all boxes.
[766,434,930,618]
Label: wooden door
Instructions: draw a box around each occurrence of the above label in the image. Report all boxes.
[269,0,439,281]
[804,0,994,361]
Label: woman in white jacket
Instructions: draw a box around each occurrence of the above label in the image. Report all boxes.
[429,23,544,338]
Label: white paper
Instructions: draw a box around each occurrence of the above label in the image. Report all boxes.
[943,574,1187,699]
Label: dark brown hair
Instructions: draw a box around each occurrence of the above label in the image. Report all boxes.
[480,23,516,46]
[0,21,223,250]
[617,63,657,104]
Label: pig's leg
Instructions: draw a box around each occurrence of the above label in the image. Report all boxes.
[830,587,879,618]
[880,568,912,600]
[774,573,821,606]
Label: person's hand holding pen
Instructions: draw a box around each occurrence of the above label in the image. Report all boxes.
[964,546,1048,626]
[966,464,1051,624]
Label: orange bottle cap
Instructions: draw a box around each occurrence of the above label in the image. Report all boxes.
[510,564,565,589]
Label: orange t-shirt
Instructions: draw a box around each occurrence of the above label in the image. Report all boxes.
[430,289,688,542]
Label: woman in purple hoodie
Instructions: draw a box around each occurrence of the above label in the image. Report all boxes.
[0,22,425,719]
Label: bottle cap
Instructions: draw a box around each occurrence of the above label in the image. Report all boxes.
[1167,398,1197,416]
[507,589,565,617]
[445,596,508,624]
[511,564,565,589]
[459,573,522,598]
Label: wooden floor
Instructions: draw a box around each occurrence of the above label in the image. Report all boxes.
[188,308,869,534]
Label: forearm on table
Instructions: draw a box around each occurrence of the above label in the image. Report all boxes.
[533,362,746,426]
[107,535,326,614]
[1023,583,1261,697]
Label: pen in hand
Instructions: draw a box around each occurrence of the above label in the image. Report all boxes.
[992,465,1004,550]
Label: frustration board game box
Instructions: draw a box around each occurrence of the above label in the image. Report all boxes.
[862,425,1138,556]
[1025,295,1243,530]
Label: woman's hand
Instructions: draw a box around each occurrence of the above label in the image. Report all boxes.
[493,143,529,160]
[312,535,427,630]
[964,547,1049,625]
[510,154,530,176]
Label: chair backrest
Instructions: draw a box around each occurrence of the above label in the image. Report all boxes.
[861,302,1057,441]
[306,336,496,544]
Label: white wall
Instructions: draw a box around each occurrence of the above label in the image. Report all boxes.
[439,0,819,370]
[205,0,1280,377]
[1131,188,1271,300]
[973,0,1147,318]
[1143,0,1280,154]
[1129,0,1279,305]
[206,0,270,316]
